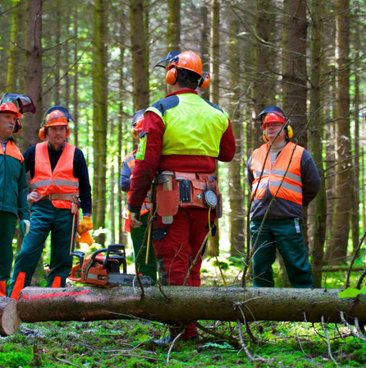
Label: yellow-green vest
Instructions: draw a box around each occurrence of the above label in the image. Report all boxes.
[147,93,229,157]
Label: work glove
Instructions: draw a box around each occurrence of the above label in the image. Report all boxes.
[78,216,93,234]
[130,212,142,228]
[20,219,30,238]
[75,231,94,246]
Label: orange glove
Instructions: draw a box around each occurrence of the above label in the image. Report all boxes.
[75,231,94,246]
[78,216,93,234]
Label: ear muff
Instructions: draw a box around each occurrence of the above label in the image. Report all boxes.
[198,72,210,89]
[13,119,21,134]
[39,127,46,140]
[262,133,268,142]
[286,124,293,139]
[166,68,178,85]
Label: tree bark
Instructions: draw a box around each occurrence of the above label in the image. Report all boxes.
[25,0,43,149]
[167,0,180,51]
[325,0,351,264]
[0,298,20,336]
[92,0,108,241]
[15,286,366,326]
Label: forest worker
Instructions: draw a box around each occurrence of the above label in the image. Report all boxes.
[120,109,157,284]
[0,93,35,297]
[128,50,236,343]
[247,106,320,288]
[8,106,93,299]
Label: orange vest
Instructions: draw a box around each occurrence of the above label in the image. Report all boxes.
[250,142,304,205]
[0,140,24,163]
[30,142,79,209]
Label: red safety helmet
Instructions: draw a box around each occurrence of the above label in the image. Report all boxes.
[262,112,286,128]
[39,106,72,140]
[131,109,145,140]
[0,102,22,119]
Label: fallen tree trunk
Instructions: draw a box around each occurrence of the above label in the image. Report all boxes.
[0,297,21,336]
[15,286,366,327]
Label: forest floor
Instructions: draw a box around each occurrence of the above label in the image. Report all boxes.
[1,256,366,367]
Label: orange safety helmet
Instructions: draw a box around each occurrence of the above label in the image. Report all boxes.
[39,106,72,140]
[155,50,209,89]
[131,109,145,140]
[0,102,22,134]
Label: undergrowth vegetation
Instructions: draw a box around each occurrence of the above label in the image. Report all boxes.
[1,257,365,367]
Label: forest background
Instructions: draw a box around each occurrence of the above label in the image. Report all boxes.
[0,0,365,289]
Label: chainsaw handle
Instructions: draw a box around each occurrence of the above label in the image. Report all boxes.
[105,244,127,273]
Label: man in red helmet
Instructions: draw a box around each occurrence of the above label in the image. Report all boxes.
[128,50,236,343]
[8,106,92,299]
[247,106,320,288]
[120,110,156,284]
[0,98,30,297]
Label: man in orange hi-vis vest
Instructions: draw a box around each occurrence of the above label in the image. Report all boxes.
[247,106,320,288]
[0,93,35,297]
[8,106,92,299]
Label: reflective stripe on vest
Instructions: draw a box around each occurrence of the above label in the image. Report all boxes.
[30,142,79,209]
[0,140,24,163]
[147,93,229,157]
[250,142,304,205]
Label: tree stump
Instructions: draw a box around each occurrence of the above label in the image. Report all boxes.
[0,297,21,336]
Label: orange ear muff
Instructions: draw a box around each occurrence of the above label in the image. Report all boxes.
[198,72,210,89]
[39,127,46,140]
[166,68,177,85]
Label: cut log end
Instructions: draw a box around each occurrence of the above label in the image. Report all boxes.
[0,297,21,336]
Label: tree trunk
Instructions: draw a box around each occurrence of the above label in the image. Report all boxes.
[199,5,209,101]
[228,11,244,257]
[206,0,220,257]
[15,286,366,326]
[92,0,108,241]
[0,298,20,336]
[325,0,351,264]
[73,6,79,147]
[309,0,327,287]
[129,0,149,111]
[25,0,43,149]
[167,0,180,51]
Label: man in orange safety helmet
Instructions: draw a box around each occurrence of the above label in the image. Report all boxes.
[128,50,236,343]
[247,106,320,288]
[0,93,35,297]
[120,110,157,284]
[8,106,92,299]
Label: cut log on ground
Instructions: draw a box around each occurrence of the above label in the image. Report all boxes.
[15,286,366,328]
[0,297,21,336]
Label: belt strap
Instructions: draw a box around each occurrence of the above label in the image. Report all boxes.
[41,193,77,202]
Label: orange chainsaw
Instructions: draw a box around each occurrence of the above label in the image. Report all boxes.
[69,244,153,287]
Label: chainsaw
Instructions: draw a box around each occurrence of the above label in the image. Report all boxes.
[69,244,153,287]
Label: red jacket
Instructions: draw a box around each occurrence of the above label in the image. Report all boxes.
[128,89,236,212]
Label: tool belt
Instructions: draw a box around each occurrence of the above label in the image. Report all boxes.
[40,193,76,201]
[154,171,222,223]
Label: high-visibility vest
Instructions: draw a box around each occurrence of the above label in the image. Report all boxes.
[30,142,79,209]
[250,142,304,205]
[146,93,229,157]
[0,140,24,163]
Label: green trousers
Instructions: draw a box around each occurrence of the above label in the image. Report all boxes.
[8,200,76,296]
[250,218,314,288]
[130,212,157,283]
[0,212,17,281]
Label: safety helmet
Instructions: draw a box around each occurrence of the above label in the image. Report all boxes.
[154,50,209,89]
[131,109,145,140]
[39,106,72,140]
[257,105,293,141]
[0,102,22,119]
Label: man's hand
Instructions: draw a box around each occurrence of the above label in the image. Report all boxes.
[20,219,30,237]
[130,212,142,228]
[27,191,41,203]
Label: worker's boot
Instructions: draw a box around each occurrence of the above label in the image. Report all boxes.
[0,281,7,297]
